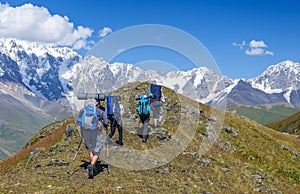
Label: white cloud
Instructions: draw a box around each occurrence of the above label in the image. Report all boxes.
[99,27,112,37]
[232,40,246,49]
[265,50,274,56]
[245,48,264,55]
[0,3,93,49]
[233,39,274,56]
[249,40,267,48]
[245,48,274,56]
[72,39,87,50]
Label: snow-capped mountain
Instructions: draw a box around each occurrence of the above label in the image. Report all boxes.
[0,38,81,100]
[249,60,300,104]
[206,60,300,107]
[69,56,300,107]
[67,55,235,105]
[0,38,300,108]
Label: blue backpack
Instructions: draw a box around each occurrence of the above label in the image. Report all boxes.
[137,96,150,116]
[151,84,162,101]
[77,105,99,131]
[106,96,121,116]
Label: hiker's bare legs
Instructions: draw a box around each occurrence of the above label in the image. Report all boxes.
[154,119,158,128]
[89,151,99,165]
[158,116,163,126]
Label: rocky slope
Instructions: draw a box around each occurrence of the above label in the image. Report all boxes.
[0,82,299,193]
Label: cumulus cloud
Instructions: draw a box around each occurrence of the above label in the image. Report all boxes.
[233,39,274,56]
[0,3,93,49]
[245,48,264,55]
[99,27,112,37]
[232,40,246,49]
[249,40,267,48]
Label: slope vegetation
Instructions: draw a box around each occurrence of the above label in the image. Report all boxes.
[228,103,300,125]
[266,111,300,135]
[1,82,300,193]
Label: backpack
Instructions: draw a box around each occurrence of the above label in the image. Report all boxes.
[137,96,150,116]
[106,96,121,116]
[80,105,99,131]
[151,84,162,101]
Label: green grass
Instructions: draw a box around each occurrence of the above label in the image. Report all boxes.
[228,104,300,125]
[267,111,300,134]
[1,82,300,193]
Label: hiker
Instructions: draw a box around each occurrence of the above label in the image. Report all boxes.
[150,84,165,128]
[77,99,108,179]
[136,94,152,142]
[107,96,124,146]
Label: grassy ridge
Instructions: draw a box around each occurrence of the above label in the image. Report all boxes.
[266,111,300,134]
[0,82,300,193]
[228,104,300,125]
[0,118,73,173]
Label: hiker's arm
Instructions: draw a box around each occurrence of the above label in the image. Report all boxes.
[120,104,124,117]
[160,93,165,102]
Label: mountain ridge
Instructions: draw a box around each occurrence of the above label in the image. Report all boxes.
[1,82,300,193]
[1,38,299,108]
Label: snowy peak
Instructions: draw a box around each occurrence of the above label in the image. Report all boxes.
[70,56,236,104]
[0,37,299,107]
[0,38,80,59]
[249,60,300,94]
[0,38,81,100]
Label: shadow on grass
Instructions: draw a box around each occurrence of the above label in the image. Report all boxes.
[80,160,109,177]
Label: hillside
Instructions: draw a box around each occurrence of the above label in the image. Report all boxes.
[1,82,300,193]
[0,82,74,160]
[266,111,300,135]
[228,104,300,125]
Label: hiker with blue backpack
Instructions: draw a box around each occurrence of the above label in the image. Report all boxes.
[150,84,165,128]
[77,99,108,179]
[136,93,152,142]
[106,95,124,146]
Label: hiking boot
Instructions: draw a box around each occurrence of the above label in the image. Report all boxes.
[115,140,124,146]
[87,164,94,179]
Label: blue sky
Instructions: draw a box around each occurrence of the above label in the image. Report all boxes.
[1,0,300,78]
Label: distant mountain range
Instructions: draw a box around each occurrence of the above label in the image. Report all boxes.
[1,38,299,107]
[1,38,300,159]
[70,57,300,108]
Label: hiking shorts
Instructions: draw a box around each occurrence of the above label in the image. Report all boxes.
[152,101,164,119]
[82,128,103,156]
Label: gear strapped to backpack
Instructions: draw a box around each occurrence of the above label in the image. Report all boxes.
[151,84,162,101]
[79,105,99,131]
[137,95,151,116]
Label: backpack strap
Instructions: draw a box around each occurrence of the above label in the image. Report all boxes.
[81,109,86,128]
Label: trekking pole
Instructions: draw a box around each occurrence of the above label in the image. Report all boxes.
[67,138,83,175]
[105,127,110,174]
